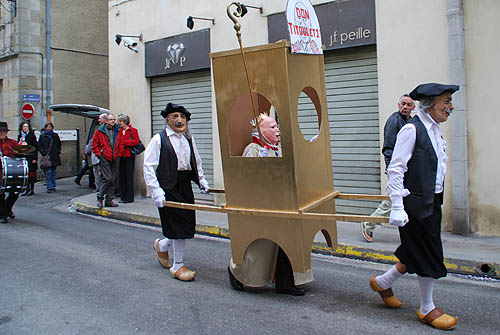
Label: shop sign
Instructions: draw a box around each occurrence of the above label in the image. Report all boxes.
[145,29,210,77]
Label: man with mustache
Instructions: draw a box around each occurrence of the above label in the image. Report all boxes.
[144,103,209,282]
[369,83,459,330]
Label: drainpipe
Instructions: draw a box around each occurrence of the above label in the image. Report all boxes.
[45,0,52,125]
[446,0,470,234]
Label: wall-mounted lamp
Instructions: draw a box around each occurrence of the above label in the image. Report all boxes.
[115,33,143,53]
[186,16,215,30]
[240,3,263,16]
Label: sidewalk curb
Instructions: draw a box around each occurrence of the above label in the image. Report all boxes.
[71,200,499,279]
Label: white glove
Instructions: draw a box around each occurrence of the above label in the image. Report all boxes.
[389,204,409,227]
[199,180,210,194]
[258,147,268,157]
[153,195,165,208]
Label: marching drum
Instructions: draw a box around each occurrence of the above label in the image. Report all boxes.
[0,156,29,194]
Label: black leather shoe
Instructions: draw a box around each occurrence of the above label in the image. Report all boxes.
[228,267,244,291]
[74,179,81,186]
[276,286,305,296]
[7,211,15,219]
[1,217,8,224]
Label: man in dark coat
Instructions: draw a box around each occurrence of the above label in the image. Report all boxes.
[361,94,415,242]
[369,83,459,330]
[144,103,209,282]
[91,113,121,208]
[0,122,21,223]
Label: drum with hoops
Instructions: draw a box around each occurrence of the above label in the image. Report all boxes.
[0,156,29,194]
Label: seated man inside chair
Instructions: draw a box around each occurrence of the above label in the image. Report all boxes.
[227,113,307,296]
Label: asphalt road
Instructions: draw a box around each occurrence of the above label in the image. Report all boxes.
[1,178,499,334]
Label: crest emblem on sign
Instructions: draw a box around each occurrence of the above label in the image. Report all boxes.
[167,43,185,64]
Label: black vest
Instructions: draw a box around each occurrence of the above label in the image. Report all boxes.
[156,130,200,190]
[402,116,442,221]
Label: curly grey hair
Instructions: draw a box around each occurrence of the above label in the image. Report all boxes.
[418,96,435,113]
[117,114,130,125]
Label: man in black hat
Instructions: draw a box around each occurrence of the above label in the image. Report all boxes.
[369,83,459,330]
[144,103,209,282]
[0,122,22,223]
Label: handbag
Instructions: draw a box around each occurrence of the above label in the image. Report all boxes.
[129,131,145,155]
[130,142,145,155]
[39,137,53,169]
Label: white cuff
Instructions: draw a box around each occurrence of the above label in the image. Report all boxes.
[151,188,165,199]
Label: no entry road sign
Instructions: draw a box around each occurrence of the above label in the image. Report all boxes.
[21,103,35,120]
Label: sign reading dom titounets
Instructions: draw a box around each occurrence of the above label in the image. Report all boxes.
[269,0,376,51]
[286,0,322,55]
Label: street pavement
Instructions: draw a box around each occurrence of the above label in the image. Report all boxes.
[2,177,500,334]
[69,177,500,280]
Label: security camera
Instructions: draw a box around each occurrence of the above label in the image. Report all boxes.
[115,34,139,52]
[121,36,137,48]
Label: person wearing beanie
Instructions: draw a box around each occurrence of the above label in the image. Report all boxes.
[369,83,459,330]
[144,103,209,281]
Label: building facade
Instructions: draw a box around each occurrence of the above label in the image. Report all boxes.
[108,0,500,236]
[0,0,108,177]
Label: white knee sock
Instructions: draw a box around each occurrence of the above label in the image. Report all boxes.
[172,239,186,271]
[418,276,436,315]
[375,265,404,290]
[158,238,172,252]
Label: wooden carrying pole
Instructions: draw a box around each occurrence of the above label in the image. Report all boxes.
[164,200,389,224]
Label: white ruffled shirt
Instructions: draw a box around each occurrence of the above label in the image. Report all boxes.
[143,125,209,199]
[387,110,447,205]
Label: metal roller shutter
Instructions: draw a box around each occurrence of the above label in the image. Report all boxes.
[325,46,380,215]
[151,71,214,203]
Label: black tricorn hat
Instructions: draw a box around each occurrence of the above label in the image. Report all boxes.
[0,122,9,131]
[409,83,459,100]
[160,103,191,121]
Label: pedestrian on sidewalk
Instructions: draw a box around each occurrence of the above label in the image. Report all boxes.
[92,113,108,192]
[17,121,38,196]
[369,83,459,330]
[74,141,95,189]
[38,122,61,193]
[361,94,415,242]
[145,103,209,282]
[116,114,140,203]
[91,113,121,208]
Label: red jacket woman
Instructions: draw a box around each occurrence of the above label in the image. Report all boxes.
[117,125,140,157]
[116,115,141,203]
